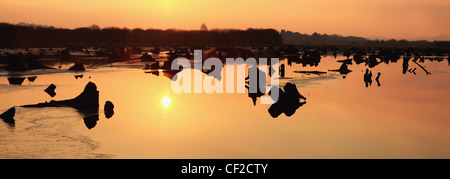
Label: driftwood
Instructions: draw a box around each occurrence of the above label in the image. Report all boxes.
[22,82,99,110]
[328,63,352,75]
[294,71,327,75]
[2,82,113,129]
[44,84,57,97]
[21,82,100,129]
[68,62,86,71]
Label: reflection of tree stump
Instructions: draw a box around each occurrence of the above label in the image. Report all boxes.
[412,60,431,76]
[375,72,381,87]
[7,77,26,85]
[364,69,372,87]
[268,83,306,118]
[0,107,15,124]
[104,101,115,119]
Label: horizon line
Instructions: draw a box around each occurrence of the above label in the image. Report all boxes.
[4,21,450,42]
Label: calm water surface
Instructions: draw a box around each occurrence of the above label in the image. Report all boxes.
[1,55,449,158]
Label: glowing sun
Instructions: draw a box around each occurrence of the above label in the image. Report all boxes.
[162,96,171,107]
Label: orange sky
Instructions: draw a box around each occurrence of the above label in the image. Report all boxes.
[0,0,449,40]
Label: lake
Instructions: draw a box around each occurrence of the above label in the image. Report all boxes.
[1,53,449,159]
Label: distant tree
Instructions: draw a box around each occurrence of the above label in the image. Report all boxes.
[201,23,208,31]
[88,24,101,30]
[312,32,319,38]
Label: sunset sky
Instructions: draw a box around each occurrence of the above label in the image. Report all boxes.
[0,0,449,40]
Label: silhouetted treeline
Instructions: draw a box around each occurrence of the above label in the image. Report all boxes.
[0,23,281,48]
[281,29,450,48]
[1,23,449,48]
[281,30,368,46]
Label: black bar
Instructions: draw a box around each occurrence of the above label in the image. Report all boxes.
[0,159,441,177]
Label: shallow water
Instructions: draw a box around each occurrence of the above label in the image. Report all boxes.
[0,55,449,158]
